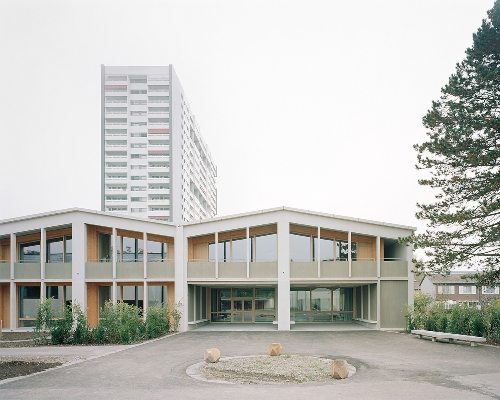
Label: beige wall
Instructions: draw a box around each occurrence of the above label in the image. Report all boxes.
[380,280,408,329]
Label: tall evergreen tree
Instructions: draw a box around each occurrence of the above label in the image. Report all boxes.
[404,1,500,287]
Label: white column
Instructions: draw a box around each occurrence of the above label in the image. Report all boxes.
[143,281,148,317]
[174,225,188,331]
[40,228,46,284]
[368,284,371,321]
[348,231,352,278]
[277,215,290,330]
[376,236,381,278]
[10,233,15,280]
[112,281,117,304]
[376,282,381,329]
[246,226,250,279]
[71,217,86,310]
[143,232,147,279]
[214,231,218,279]
[360,285,364,320]
[407,244,414,308]
[41,281,46,302]
[317,226,321,278]
[10,281,16,329]
[112,228,117,279]
[9,234,15,329]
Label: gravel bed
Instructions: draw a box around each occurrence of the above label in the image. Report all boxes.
[199,355,333,384]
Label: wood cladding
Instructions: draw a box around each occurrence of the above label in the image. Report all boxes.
[87,283,99,328]
[249,224,277,236]
[147,233,174,244]
[218,229,246,242]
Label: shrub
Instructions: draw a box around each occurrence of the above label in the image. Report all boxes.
[33,297,55,344]
[50,304,74,345]
[145,305,170,339]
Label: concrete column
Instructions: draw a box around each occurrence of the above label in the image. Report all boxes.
[112,281,117,304]
[9,234,15,329]
[360,285,364,320]
[317,226,321,278]
[143,281,148,317]
[174,225,188,332]
[112,228,117,279]
[368,284,371,321]
[214,231,218,279]
[376,236,381,278]
[277,215,290,331]
[376,281,381,329]
[246,226,250,279]
[40,228,46,282]
[407,244,414,307]
[71,216,86,310]
[143,232,147,279]
[10,281,16,329]
[348,231,352,278]
[41,281,46,302]
[10,233,15,280]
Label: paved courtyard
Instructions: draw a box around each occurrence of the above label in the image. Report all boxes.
[1,330,499,399]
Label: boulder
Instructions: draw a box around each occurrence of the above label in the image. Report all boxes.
[204,348,221,363]
[331,359,355,379]
[269,343,282,356]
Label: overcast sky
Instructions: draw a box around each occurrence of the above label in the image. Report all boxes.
[0,0,494,230]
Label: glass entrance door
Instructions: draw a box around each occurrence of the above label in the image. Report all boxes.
[232,298,254,322]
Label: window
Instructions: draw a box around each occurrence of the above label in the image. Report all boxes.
[131,186,147,191]
[482,286,500,294]
[131,143,146,148]
[458,286,476,294]
[147,240,167,262]
[131,111,147,116]
[148,285,167,306]
[252,234,277,262]
[131,132,147,137]
[130,122,147,126]
[131,176,147,180]
[131,197,146,202]
[130,90,147,94]
[46,285,72,317]
[19,242,40,263]
[130,100,147,105]
[131,154,147,159]
[336,240,357,261]
[19,286,40,327]
[438,285,455,294]
[131,165,147,170]
[116,236,144,262]
[46,236,72,263]
[289,233,312,261]
[131,208,146,213]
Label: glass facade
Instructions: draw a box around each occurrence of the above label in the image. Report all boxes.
[19,242,40,263]
[19,285,40,327]
[46,236,72,263]
[147,240,166,262]
[290,287,353,322]
[211,288,276,323]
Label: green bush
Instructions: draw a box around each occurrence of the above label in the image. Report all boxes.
[406,296,500,343]
[32,298,182,345]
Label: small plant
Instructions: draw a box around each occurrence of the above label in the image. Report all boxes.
[33,297,55,344]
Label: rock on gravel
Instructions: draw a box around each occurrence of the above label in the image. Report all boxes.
[200,355,333,384]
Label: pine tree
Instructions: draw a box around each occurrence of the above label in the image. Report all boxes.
[404,1,500,287]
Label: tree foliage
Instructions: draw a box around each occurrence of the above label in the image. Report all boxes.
[403,1,500,287]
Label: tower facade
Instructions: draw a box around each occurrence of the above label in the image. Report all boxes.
[101,65,217,223]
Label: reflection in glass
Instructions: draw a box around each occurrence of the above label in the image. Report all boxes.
[99,233,112,261]
[19,242,40,263]
[319,238,334,261]
[311,288,331,311]
[148,285,167,306]
[253,234,276,262]
[233,288,253,297]
[290,290,310,311]
[289,234,311,261]
[147,240,166,262]
[65,236,72,262]
[232,238,247,262]
[233,300,242,311]
[19,286,40,326]
[47,238,64,263]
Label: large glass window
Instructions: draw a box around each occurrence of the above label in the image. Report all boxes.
[290,287,353,322]
[46,285,72,317]
[118,236,144,262]
[147,240,166,262]
[232,238,247,262]
[148,285,167,307]
[19,242,40,263]
[46,236,72,263]
[19,286,40,327]
[336,241,357,261]
[98,233,112,261]
[252,234,277,262]
[98,286,112,317]
[318,238,335,261]
[289,234,311,261]
[121,285,143,307]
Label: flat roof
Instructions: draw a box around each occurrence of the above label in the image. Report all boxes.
[0,206,416,231]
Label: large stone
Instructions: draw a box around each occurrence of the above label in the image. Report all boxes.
[269,343,282,356]
[331,359,355,379]
[204,348,221,363]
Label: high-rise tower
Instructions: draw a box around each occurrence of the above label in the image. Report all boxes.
[101,65,217,223]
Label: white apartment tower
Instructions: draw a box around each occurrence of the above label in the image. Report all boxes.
[101,65,217,223]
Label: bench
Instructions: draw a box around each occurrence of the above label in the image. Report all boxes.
[411,329,486,347]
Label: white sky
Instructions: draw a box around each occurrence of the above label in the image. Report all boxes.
[0,0,494,231]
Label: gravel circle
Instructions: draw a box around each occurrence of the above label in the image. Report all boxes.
[196,355,336,384]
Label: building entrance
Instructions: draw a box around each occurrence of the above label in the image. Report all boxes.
[210,288,275,323]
